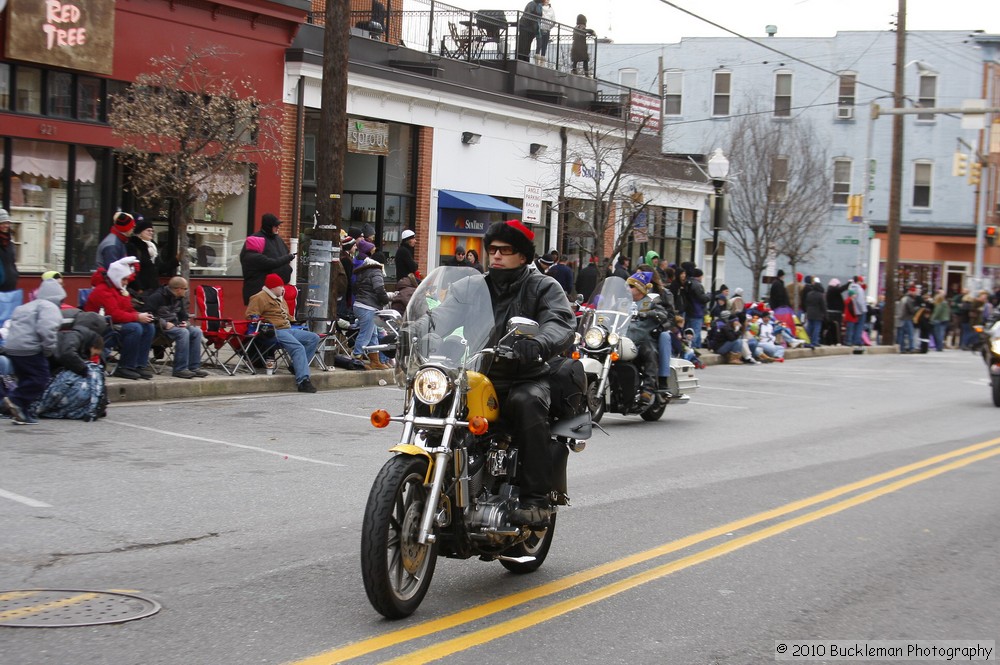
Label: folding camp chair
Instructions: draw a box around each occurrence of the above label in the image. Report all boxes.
[191,285,255,375]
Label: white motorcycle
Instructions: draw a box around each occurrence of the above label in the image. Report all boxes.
[576,276,699,423]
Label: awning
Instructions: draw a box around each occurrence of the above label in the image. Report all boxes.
[438,189,521,214]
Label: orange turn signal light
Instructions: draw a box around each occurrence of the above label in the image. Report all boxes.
[371,409,391,428]
[610,351,620,362]
[571,350,580,360]
[468,416,489,435]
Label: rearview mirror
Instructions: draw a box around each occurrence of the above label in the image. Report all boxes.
[506,316,539,338]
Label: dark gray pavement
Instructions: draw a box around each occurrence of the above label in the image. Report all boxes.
[106,345,897,403]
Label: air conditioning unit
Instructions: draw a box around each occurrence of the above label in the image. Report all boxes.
[837,106,854,120]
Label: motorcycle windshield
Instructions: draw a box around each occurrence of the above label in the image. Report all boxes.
[582,276,634,335]
[399,266,496,376]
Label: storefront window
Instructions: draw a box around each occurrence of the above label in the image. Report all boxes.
[0,64,10,110]
[70,146,106,274]
[48,72,73,118]
[77,77,103,122]
[2,139,69,272]
[16,67,42,114]
[189,165,252,277]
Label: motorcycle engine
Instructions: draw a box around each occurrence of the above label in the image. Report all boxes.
[465,437,518,533]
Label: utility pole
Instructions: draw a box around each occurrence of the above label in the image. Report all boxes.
[881,0,906,347]
[311,0,351,325]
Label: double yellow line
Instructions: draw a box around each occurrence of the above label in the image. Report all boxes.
[299,437,1000,664]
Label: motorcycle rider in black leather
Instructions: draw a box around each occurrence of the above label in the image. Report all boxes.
[626,271,670,407]
[480,220,575,527]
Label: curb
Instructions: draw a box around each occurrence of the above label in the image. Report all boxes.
[106,367,394,403]
[699,344,898,366]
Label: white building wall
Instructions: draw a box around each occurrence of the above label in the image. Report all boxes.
[596,31,986,293]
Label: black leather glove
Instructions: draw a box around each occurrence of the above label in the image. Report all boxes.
[511,338,543,368]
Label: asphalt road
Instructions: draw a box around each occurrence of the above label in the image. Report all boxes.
[2,351,998,665]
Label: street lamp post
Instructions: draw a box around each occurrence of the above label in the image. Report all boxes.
[707,148,730,297]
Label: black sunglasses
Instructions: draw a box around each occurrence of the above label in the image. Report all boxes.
[487,245,516,256]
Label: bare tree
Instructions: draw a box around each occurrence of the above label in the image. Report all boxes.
[554,116,653,270]
[109,44,283,279]
[721,111,830,300]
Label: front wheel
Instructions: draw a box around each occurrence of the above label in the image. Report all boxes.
[640,394,668,421]
[500,514,557,574]
[361,455,438,619]
[586,378,606,423]
[991,375,1000,407]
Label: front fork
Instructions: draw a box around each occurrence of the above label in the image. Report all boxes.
[416,393,463,546]
[594,353,613,402]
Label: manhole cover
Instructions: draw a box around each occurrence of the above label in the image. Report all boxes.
[0,589,160,628]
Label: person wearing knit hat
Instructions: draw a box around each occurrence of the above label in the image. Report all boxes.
[0,208,19,292]
[2,279,67,423]
[246,273,320,393]
[127,216,161,294]
[351,235,391,370]
[626,270,653,295]
[428,219,573,527]
[395,228,418,281]
[241,213,293,304]
[83,257,156,381]
[239,234,295,306]
[96,211,136,269]
[483,219,537,264]
[626,270,670,400]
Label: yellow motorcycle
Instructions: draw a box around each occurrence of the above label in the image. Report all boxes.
[361,267,591,618]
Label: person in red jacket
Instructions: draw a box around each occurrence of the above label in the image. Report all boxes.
[83,257,156,380]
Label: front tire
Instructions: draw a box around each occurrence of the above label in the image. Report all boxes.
[991,375,1000,407]
[361,455,438,619]
[500,514,557,574]
[586,378,605,423]
[640,394,668,421]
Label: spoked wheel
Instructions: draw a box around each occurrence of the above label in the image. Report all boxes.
[361,455,438,619]
[500,514,557,574]
[640,394,668,421]
[991,375,1000,407]
[586,379,605,423]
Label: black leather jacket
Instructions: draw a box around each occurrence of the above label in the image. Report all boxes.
[486,265,575,382]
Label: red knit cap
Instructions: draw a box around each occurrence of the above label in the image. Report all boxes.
[264,274,284,290]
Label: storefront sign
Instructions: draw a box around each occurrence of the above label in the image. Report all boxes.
[438,209,491,235]
[629,91,661,135]
[347,120,390,156]
[522,186,542,224]
[569,159,605,181]
[632,210,648,243]
[6,0,115,74]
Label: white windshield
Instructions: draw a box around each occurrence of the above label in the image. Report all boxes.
[399,266,496,376]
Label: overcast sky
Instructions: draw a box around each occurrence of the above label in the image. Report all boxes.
[445,0,998,45]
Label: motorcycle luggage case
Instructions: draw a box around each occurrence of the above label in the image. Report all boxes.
[669,358,699,396]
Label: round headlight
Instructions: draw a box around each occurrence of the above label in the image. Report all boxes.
[607,332,620,347]
[584,327,606,349]
[413,367,450,404]
[990,339,1000,355]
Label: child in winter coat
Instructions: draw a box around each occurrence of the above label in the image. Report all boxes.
[2,278,66,424]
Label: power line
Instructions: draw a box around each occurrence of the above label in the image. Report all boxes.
[655,0,897,96]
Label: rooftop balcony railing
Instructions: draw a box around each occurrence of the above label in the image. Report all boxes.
[311,0,600,78]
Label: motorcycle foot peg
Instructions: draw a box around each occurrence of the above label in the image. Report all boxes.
[568,440,586,453]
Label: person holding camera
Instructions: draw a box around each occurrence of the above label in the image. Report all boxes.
[240,214,295,305]
[143,277,206,379]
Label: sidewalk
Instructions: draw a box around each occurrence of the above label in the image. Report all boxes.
[107,345,898,404]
